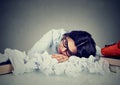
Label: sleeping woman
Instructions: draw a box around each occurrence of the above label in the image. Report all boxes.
[0,29,119,75]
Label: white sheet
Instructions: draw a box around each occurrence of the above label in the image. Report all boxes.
[1,48,110,77]
[0,48,120,85]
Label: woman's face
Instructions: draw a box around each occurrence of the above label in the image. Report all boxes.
[58,36,77,57]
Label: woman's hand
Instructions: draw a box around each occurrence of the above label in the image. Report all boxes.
[52,54,69,63]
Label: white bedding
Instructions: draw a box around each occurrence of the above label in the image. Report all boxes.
[0,48,120,85]
[1,48,110,77]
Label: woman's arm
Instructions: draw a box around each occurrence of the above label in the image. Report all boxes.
[0,64,13,75]
[27,30,53,56]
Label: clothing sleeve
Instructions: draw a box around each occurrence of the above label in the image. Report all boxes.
[27,29,54,57]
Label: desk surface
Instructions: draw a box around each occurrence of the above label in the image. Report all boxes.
[0,71,120,85]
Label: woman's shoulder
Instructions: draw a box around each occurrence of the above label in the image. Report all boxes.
[49,29,66,41]
[48,29,66,36]
[50,28,66,33]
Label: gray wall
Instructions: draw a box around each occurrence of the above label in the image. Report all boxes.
[0,0,120,53]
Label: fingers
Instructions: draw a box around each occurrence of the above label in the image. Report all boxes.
[59,57,68,63]
[52,54,69,63]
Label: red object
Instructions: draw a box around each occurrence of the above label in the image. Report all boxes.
[101,41,120,57]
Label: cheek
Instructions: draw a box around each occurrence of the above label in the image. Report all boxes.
[59,42,63,48]
[58,42,62,53]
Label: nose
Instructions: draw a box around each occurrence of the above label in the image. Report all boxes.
[61,47,67,52]
[61,47,67,55]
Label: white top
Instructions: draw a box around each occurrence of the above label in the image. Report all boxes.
[28,29,66,57]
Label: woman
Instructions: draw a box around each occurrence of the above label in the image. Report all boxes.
[28,29,97,62]
[0,29,98,75]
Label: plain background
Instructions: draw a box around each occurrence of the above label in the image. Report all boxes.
[0,1,120,85]
[0,0,120,53]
